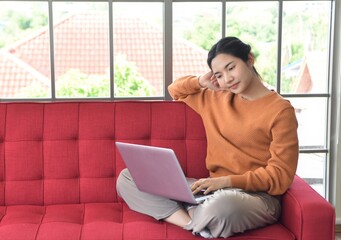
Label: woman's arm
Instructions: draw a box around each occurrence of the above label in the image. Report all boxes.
[168,75,202,101]
[229,107,299,195]
[168,72,221,100]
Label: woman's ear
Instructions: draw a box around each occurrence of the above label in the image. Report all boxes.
[248,53,255,66]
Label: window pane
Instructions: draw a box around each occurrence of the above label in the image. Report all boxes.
[281,1,331,94]
[226,1,278,88]
[53,2,109,98]
[173,2,220,80]
[297,153,326,197]
[113,3,162,97]
[0,1,51,98]
[289,97,327,149]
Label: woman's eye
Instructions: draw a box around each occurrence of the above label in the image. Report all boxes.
[228,66,235,71]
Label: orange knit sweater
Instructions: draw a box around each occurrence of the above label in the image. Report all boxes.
[168,76,299,195]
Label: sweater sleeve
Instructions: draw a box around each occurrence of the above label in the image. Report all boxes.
[168,75,202,99]
[168,75,207,113]
[229,107,299,195]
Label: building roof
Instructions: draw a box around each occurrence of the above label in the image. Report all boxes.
[0,12,209,97]
[294,52,328,94]
[0,50,49,97]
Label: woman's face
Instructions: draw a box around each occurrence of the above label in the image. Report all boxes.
[211,53,255,94]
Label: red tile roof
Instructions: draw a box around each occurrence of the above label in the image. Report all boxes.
[0,51,49,97]
[1,12,209,98]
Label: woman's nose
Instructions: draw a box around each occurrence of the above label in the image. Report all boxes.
[224,74,233,84]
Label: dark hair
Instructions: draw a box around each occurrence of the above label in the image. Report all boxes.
[207,36,260,77]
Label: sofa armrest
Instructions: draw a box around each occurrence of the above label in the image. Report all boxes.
[280,175,335,240]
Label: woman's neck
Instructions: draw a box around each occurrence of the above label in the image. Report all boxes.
[239,77,271,101]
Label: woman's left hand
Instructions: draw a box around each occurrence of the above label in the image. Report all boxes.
[191,176,231,195]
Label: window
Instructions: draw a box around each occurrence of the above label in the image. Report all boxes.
[0,0,337,198]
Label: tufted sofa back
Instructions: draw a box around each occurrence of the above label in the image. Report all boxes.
[0,101,208,206]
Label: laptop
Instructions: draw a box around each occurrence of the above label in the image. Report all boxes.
[116,142,213,204]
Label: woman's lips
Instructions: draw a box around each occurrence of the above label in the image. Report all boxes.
[229,83,239,90]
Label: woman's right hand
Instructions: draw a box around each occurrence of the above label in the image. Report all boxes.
[198,71,221,91]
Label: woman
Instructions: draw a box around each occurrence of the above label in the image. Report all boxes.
[117,36,299,238]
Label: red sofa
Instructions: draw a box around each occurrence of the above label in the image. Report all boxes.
[0,101,335,240]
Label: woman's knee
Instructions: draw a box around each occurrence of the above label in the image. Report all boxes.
[201,189,244,216]
[116,168,134,196]
[118,168,130,179]
[193,190,276,237]
[117,168,132,184]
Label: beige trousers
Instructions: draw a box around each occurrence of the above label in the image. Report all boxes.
[116,168,281,238]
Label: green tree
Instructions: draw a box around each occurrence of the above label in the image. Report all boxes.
[0,4,48,48]
[56,69,110,97]
[183,14,220,51]
[113,55,156,97]
[16,81,50,98]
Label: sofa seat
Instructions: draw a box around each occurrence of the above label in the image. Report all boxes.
[0,203,295,240]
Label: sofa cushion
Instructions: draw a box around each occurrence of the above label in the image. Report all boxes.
[0,203,295,240]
